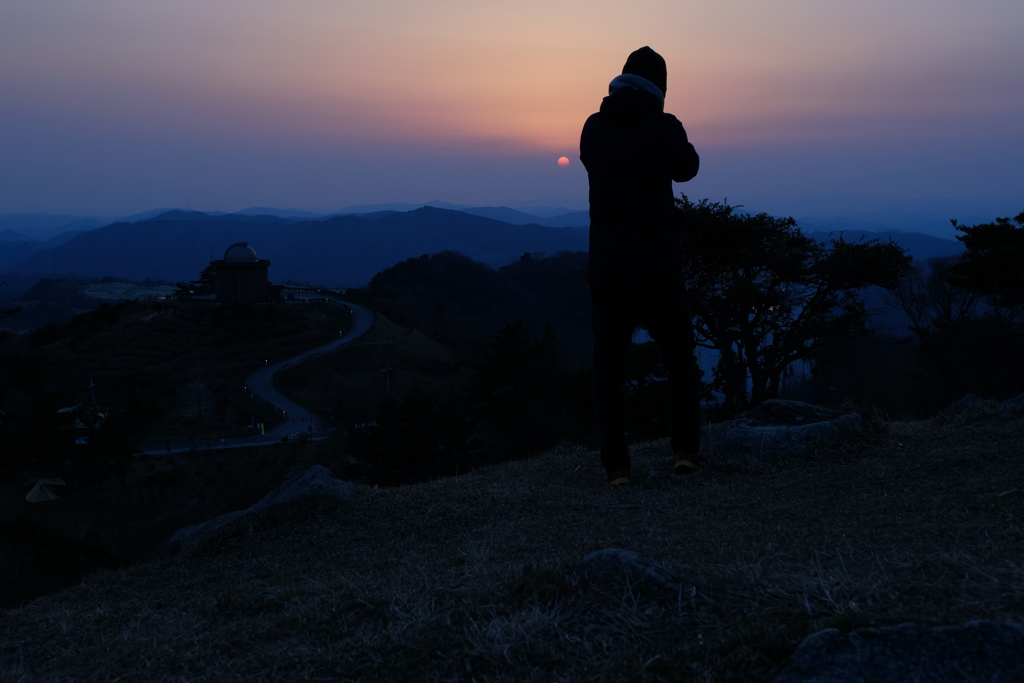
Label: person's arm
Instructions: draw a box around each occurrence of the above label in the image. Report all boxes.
[666,115,699,182]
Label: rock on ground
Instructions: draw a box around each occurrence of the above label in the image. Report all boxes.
[941,393,990,422]
[940,392,1024,423]
[703,399,862,464]
[994,392,1024,420]
[577,548,692,597]
[774,621,1024,683]
[163,465,355,550]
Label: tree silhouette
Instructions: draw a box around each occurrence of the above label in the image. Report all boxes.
[348,393,479,485]
[893,210,1024,410]
[884,254,985,332]
[950,211,1024,320]
[0,279,22,342]
[472,321,561,448]
[175,262,217,299]
[63,404,137,490]
[676,196,912,410]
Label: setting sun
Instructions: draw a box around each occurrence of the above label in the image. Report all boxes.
[557,156,570,167]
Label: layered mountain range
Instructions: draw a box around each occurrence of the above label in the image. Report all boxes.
[0,204,967,301]
[1,207,590,291]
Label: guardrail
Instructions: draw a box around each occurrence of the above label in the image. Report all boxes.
[137,431,334,456]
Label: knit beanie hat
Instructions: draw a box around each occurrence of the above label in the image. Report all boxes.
[622,46,667,96]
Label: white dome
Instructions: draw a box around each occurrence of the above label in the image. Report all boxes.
[224,242,259,262]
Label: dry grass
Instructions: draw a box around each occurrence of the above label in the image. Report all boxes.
[81,282,178,301]
[276,313,463,422]
[2,416,1023,682]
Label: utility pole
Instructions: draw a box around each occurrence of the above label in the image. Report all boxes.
[382,357,392,398]
[88,377,97,405]
[191,356,205,417]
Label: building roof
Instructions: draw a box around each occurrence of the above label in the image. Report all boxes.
[224,242,259,263]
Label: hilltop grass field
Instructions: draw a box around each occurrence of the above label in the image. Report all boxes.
[2,414,1021,682]
[0,435,347,586]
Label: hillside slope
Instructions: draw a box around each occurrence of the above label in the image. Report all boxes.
[3,417,1021,681]
[275,311,460,425]
[2,299,353,445]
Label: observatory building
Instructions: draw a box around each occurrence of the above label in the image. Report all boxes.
[213,242,271,301]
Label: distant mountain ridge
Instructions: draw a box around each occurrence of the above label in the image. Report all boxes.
[235,207,324,218]
[0,229,33,243]
[803,229,964,262]
[0,230,88,273]
[0,213,109,240]
[459,207,590,228]
[3,207,590,290]
[0,202,589,236]
[0,205,969,302]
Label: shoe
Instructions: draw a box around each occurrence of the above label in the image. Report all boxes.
[674,453,707,475]
[605,468,631,485]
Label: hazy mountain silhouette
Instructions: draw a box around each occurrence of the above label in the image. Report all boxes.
[1,201,970,303]
[227,203,591,227]
[799,228,965,334]
[0,240,41,273]
[0,230,94,272]
[3,207,589,289]
[461,207,589,227]
[2,210,965,290]
[745,196,1022,240]
[234,207,322,218]
[0,213,108,240]
[196,202,591,228]
[115,208,183,223]
[803,229,964,262]
[331,200,473,215]
[514,205,588,217]
[328,202,589,227]
[533,211,591,228]
[0,209,193,245]
[461,206,558,224]
[0,230,33,243]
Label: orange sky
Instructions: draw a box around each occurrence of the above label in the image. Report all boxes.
[1,0,1022,213]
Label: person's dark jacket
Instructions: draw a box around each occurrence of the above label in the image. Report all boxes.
[580,82,698,255]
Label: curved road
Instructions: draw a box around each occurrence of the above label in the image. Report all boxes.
[138,301,375,455]
[244,301,375,438]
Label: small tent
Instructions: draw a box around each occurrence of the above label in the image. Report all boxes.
[26,478,66,503]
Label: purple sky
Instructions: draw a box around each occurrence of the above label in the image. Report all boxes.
[1,0,1022,224]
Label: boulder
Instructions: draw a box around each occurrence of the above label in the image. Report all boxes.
[703,400,862,464]
[774,621,1024,683]
[577,548,691,596]
[163,465,355,550]
[941,393,989,422]
[993,392,1024,421]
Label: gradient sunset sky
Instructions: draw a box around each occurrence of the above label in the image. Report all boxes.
[1,0,1022,218]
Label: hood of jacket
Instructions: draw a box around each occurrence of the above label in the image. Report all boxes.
[599,74,664,124]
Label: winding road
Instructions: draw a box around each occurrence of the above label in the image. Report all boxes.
[137,301,375,455]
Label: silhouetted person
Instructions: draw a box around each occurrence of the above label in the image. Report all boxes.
[580,46,703,484]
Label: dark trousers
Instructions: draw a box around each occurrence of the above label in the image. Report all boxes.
[589,243,703,472]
